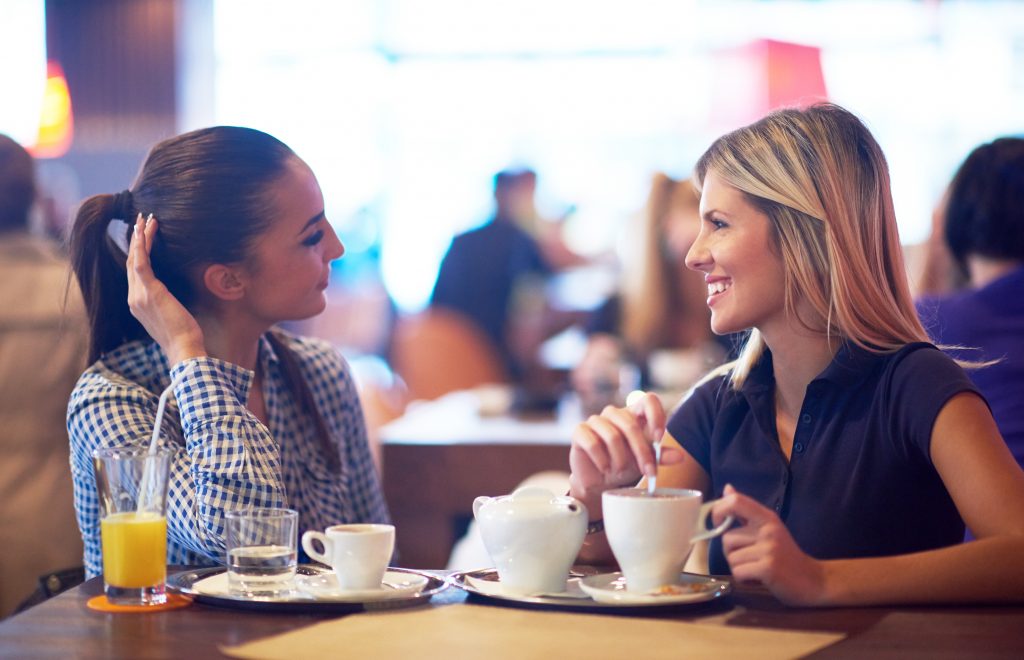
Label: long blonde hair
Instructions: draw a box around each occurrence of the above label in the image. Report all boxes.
[695,103,930,388]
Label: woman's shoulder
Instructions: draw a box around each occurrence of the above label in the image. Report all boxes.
[884,341,962,374]
[73,341,161,397]
[876,341,977,400]
[670,368,738,418]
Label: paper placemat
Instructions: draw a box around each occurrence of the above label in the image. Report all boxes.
[222,603,843,660]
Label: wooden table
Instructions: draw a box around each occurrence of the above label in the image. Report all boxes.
[380,390,578,569]
[2,573,1022,658]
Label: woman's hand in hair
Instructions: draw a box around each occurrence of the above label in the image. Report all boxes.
[714,484,828,606]
[126,214,207,365]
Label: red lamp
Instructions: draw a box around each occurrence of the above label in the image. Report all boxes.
[709,38,829,131]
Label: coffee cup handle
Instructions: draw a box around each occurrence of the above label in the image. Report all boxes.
[691,500,734,544]
[301,531,332,565]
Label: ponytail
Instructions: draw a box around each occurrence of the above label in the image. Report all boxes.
[266,330,342,475]
[69,193,149,363]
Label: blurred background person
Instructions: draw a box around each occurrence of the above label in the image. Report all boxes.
[572,173,734,414]
[916,137,1024,469]
[0,134,87,617]
[430,168,556,385]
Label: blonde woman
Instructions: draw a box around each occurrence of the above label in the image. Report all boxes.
[571,174,730,410]
[568,104,1024,606]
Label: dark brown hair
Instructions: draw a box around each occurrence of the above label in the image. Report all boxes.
[944,137,1024,275]
[69,126,340,473]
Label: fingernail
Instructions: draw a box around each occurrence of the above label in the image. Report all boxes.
[145,213,154,226]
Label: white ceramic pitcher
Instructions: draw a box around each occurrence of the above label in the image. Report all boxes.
[473,487,588,594]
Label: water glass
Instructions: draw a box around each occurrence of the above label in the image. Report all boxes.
[225,508,298,597]
[93,447,171,606]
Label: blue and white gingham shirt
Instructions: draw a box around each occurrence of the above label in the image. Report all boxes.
[68,330,390,578]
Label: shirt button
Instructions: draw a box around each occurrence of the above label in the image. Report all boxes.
[794,442,804,453]
[801,413,812,424]
[774,503,782,513]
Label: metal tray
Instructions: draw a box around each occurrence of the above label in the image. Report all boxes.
[167,565,447,614]
[448,568,732,614]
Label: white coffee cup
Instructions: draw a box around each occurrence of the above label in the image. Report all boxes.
[301,523,395,590]
[603,488,733,593]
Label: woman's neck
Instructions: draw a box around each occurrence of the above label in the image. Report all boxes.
[762,326,838,419]
[968,256,1022,289]
[194,311,266,373]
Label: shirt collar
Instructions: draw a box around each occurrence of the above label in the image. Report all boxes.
[816,340,880,385]
[740,339,883,394]
[258,332,282,373]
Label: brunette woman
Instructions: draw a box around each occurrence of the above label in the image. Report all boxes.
[67,127,389,577]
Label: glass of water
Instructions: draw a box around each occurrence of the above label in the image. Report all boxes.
[225,507,298,598]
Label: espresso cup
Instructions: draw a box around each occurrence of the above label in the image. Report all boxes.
[603,488,733,592]
[301,524,395,590]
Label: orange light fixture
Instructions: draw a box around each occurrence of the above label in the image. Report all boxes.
[29,61,74,158]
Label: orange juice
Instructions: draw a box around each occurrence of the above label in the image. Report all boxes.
[101,511,167,588]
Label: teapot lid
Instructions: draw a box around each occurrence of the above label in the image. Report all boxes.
[482,487,582,518]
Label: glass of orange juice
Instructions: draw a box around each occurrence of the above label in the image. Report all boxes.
[93,447,171,606]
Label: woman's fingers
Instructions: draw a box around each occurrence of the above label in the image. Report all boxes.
[637,392,667,441]
[729,556,771,585]
[128,213,155,278]
[586,412,638,478]
[603,405,658,477]
[571,422,613,474]
[714,484,774,527]
[720,524,759,553]
[143,213,157,250]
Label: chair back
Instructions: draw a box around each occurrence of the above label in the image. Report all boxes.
[390,308,508,401]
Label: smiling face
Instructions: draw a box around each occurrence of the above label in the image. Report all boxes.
[685,168,788,338]
[237,156,344,324]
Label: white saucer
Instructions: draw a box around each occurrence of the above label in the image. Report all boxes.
[464,573,589,600]
[578,572,730,605]
[295,570,429,602]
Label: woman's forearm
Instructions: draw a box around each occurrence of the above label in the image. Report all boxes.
[821,536,1024,606]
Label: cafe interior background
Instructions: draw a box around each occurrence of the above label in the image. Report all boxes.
[4,0,1024,445]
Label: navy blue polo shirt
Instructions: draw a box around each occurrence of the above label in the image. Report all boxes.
[667,341,979,575]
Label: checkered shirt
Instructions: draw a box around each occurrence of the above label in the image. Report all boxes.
[68,330,390,578]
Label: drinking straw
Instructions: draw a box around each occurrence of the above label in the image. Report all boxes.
[137,363,194,513]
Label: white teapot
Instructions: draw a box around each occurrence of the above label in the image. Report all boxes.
[473,486,588,594]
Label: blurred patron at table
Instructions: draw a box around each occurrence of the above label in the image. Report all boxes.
[430,168,576,386]
[0,134,87,617]
[916,137,1024,469]
[572,174,734,414]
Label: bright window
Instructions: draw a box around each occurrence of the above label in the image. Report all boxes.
[184,0,1024,311]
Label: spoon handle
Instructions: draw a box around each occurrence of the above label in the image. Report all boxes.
[647,440,662,495]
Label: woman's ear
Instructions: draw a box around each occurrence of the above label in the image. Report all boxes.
[202,263,246,301]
